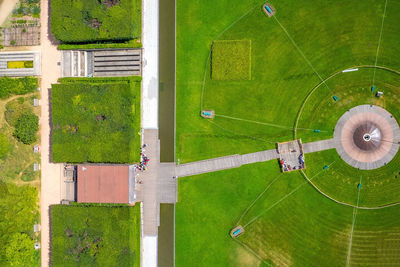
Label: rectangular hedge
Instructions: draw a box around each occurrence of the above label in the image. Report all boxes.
[211,40,251,80]
[51,78,141,163]
[50,0,141,43]
[51,204,140,267]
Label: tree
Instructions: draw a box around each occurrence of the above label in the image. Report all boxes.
[14,113,38,144]
[0,134,8,158]
[4,233,35,267]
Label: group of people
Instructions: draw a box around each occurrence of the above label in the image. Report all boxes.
[136,144,150,172]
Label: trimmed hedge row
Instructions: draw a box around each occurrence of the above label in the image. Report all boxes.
[58,39,142,50]
[51,78,141,163]
[50,0,141,43]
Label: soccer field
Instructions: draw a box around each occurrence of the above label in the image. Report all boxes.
[176,0,400,266]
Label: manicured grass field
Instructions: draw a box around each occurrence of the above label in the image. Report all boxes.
[211,40,251,80]
[176,0,400,265]
[50,0,141,43]
[51,78,141,163]
[51,204,140,267]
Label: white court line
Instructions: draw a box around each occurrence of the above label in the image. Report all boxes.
[372,0,389,85]
[346,177,363,267]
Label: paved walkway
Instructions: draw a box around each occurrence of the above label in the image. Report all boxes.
[174,139,338,178]
[39,0,64,266]
[0,0,18,26]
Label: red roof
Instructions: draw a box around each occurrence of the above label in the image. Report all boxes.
[77,165,130,203]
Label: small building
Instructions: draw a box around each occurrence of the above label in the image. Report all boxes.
[77,165,134,204]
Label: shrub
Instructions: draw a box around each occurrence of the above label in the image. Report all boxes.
[211,40,252,80]
[0,77,38,99]
[0,134,8,158]
[51,78,141,163]
[14,113,39,144]
[51,205,140,266]
[50,0,141,43]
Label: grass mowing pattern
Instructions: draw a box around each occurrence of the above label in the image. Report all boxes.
[176,0,400,265]
[51,78,141,163]
[51,204,140,267]
[211,40,251,80]
[50,0,141,43]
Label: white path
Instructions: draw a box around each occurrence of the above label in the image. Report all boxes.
[39,0,64,266]
[141,0,159,266]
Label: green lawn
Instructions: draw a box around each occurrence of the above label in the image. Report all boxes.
[50,0,141,43]
[51,204,140,267]
[176,0,400,265]
[51,78,141,163]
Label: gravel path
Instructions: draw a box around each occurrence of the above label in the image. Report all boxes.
[39,1,63,266]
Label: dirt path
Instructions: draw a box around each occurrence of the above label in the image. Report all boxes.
[0,0,18,26]
[0,92,37,126]
[39,0,63,266]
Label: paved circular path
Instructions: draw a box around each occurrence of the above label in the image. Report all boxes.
[334,105,400,170]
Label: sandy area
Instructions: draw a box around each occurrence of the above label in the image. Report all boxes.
[39,0,63,266]
[0,0,18,26]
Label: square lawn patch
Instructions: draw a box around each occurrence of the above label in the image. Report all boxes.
[51,205,140,266]
[211,40,251,80]
[51,80,140,163]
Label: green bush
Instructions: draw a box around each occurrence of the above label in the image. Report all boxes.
[0,183,38,266]
[14,113,39,144]
[51,78,141,163]
[0,134,8,158]
[211,40,252,80]
[51,205,140,267]
[50,0,141,43]
[0,77,38,99]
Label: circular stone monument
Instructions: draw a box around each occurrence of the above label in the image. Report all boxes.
[334,105,400,170]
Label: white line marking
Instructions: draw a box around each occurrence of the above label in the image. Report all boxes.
[346,177,363,267]
[272,16,331,91]
[372,0,389,85]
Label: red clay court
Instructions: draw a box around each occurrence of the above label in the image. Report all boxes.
[77,165,133,204]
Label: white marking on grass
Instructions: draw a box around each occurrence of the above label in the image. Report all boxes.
[372,0,389,85]
[215,113,328,132]
[236,174,283,225]
[346,176,363,267]
[243,162,336,229]
[272,16,331,91]
[342,68,359,73]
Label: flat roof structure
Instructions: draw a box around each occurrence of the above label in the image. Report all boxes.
[77,165,133,204]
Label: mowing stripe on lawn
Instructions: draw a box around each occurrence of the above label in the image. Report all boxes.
[242,163,334,228]
[372,0,389,85]
[200,3,260,111]
[272,16,331,91]
[236,173,283,225]
[215,113,328,132]
[207,119,276,144]
[233,237,273,266]
[346,176,363,267]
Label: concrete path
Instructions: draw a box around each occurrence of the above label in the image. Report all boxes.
[174,139,340,178]
[302,139,335,153]
[39,0,63,266]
